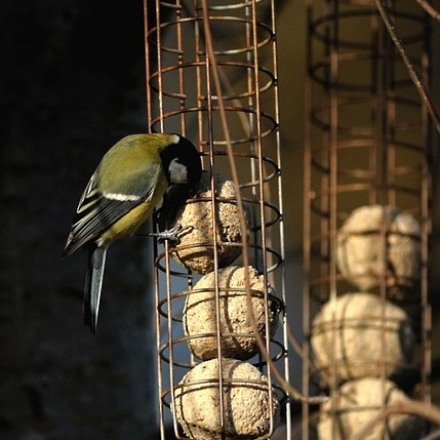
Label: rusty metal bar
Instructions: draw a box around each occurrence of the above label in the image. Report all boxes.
[144,1,289,439]
[304,0,432,437]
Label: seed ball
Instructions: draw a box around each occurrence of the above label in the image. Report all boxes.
[311,292,414,384]
[160,171,250,274]
[318,378,425,440]
[336,205,421,297]
[174,358,280,440]
[184,266,281,361]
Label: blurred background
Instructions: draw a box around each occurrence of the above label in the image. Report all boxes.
[1,0,439,439]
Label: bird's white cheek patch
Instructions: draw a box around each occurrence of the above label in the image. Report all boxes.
[103,192,141,201]
[169,158,188,184]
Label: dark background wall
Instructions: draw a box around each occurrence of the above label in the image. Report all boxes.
[0,1,159,439]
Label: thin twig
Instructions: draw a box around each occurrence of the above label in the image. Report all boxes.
[417,0,440,22]
[353,401,440,440]
[373,0,440,135]
[286,321,307,359]
[201,0,326,405]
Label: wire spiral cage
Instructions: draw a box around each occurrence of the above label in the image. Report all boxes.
[303,0,432,437]
[143,1,290,439]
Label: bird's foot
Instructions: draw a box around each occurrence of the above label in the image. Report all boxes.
[143,224,193,244]
[157,224,193,243]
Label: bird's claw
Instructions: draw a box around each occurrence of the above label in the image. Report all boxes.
[156,224,193,244]
[136,225,193,243]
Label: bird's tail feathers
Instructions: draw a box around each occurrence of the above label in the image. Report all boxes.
[84,246,107,333]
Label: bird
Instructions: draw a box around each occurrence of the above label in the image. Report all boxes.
[63,133,202,333]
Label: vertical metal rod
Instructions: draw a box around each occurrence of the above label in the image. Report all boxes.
[145,2,289,439]
[201,3,226,435]
[164,240,181,439]
[270,0,291,434]
[154,253,165,439]
[249,2,276,435]
[421,22,432,405]
[305,0,432,437]
[143,0,153,133]
[245,1,260,272]
[302,53,312,440]
[155,1,164,132]
[176,0,187,135]
[378,14,389,412]
[328,3,339,438]
[370,13,379,206]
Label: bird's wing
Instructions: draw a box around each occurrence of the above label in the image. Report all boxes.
[63,164,163,257]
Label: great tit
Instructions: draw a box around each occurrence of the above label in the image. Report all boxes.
[63,133,202,333]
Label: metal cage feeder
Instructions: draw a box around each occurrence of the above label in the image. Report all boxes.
[303,0,432,438]
[144,1,290,439]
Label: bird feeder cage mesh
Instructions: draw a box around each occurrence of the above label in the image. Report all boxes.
[303,0,432,437]
[144,1,290,439]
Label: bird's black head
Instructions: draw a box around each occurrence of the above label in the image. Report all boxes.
[160,135,202,189]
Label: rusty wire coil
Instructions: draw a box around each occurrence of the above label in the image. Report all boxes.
[144,1,289,439]
[303,0,432,437]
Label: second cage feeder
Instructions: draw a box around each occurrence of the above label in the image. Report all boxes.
[304,0,432,438]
